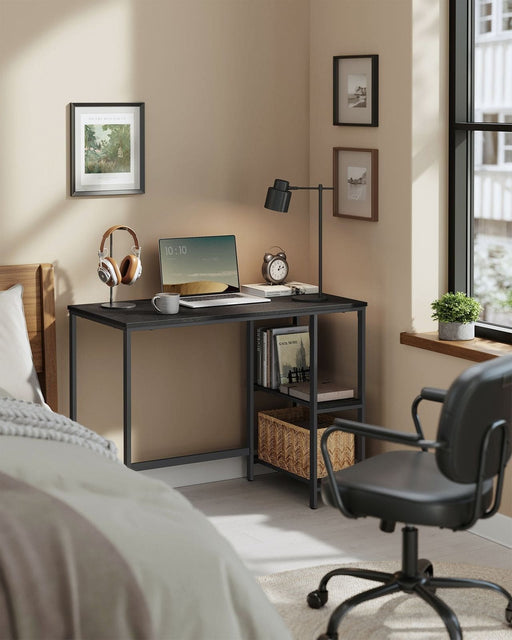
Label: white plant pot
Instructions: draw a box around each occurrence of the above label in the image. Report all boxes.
[438,321,475,341]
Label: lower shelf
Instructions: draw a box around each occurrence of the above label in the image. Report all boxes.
[257,406,355,480]
[129,447,250,471]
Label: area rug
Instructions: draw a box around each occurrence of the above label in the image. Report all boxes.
[258,561,512,639]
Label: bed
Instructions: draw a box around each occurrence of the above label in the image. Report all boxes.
[0,264,291,640]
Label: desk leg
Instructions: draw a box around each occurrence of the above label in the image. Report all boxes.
[69,314,77,421]
[357,308,366,461]
[123,330,132,467]
[246,321,255,481]
[309,314,318,509]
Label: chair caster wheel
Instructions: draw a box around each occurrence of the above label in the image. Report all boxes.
[307,589,328,609]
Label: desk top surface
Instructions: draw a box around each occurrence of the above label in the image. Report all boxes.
[68,294,367,331]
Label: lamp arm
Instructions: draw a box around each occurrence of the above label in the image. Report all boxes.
[289,185,334,191]
[287,184,333,295]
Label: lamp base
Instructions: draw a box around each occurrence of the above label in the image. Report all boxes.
[291,293,328,302]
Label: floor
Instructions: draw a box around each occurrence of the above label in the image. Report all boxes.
[178,472,511,577]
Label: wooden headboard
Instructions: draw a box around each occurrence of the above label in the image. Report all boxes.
[0,264,58,411]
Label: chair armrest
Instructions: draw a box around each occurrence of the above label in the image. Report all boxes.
[326,418,441,449]
[420,387,447,403]
[411,387,447,444]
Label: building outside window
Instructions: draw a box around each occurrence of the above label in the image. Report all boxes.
[450,0,512,339]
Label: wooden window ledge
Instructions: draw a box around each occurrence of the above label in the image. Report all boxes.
[400,331,512,363]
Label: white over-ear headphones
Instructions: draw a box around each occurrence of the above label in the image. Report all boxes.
[97,225,142,287]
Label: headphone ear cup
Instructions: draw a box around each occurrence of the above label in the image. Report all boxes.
[120,254,142,285]
[101,257,121,287]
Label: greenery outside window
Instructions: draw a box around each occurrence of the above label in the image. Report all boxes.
[450,0,512,342]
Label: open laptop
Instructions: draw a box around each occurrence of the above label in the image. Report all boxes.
[158,235,271,308]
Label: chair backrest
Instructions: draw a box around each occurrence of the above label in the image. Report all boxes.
[436,355,512,484]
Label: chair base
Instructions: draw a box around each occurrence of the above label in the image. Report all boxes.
[307,526,512,640]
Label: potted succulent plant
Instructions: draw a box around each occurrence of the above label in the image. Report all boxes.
[431,292,482,341]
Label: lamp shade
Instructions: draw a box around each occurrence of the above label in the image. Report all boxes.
[264,179,292,212]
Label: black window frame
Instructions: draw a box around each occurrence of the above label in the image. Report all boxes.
[449,0,512,343]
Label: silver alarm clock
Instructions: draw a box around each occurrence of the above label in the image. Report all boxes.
[262,247,289,284]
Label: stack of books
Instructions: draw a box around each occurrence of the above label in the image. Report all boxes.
[255,325,355,401]
[242,282,319,298]
[279,380,354,402]
[256,325,309,389]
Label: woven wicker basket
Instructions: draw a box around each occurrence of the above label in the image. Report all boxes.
[257,406,354,479]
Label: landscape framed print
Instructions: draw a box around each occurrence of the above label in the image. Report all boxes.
[333,147,378,221]
[333,55,378,126]
[70,102,145,196]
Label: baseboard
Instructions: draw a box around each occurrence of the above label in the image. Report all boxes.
[469,513,512,549]
[140,457,271,488]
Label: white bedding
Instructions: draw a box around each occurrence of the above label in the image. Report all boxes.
[0,398,291,640]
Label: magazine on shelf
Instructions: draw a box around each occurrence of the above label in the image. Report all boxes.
[256,325,309,388]
[275,330,310,386]
[279,380,354,402]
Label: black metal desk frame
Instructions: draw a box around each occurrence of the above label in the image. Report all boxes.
[69,295,366,508]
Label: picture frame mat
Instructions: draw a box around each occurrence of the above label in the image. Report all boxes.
[333,147,378,221]
[333,55,378,127]
[70,102,145,196]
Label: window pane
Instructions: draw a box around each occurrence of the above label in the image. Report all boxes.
[503,116,512,157]
[480,0,492,15]
[504,0,512,30]
[478,0,493,33]
[479,18,492,33]
[473,156,512,326]
[472,5,512,329]
[480,114,498,164]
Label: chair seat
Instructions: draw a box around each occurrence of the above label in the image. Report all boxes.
[321,450,493,529]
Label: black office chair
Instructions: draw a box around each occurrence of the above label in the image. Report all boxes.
[307,355,512,640]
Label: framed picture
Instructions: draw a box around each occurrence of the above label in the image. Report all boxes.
[333,55,378,126]
[70,103,145,196]
[333,147,378,221]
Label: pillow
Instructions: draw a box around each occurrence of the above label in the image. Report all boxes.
[0,284,46,405]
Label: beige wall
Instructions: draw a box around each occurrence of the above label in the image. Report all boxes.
[1,0,510,516]
[0,0,311,460]
[309,0,510,517]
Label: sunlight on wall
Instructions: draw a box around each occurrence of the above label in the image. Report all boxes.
[1,0,311,471]
[410,0,448,332]
[0,1,133,266]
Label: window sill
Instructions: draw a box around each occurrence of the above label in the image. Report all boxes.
[400,331,512,362]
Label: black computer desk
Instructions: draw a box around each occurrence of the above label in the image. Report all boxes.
[69,294,367,508]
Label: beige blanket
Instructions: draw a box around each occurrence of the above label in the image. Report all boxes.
[0,401,291,640]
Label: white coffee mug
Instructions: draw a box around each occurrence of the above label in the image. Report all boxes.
[152,292,180,314]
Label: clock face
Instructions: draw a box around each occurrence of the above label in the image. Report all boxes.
[268,258,288,283]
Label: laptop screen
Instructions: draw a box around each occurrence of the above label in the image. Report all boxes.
[159,235,241,295]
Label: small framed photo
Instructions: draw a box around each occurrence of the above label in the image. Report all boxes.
[70,103,145,196]
[333,147,378,221]
[333,55,378,126]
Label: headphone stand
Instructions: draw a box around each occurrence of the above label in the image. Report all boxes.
[101,234,136,310]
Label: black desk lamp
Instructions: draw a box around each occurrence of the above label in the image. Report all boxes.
[264,179,332,302]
